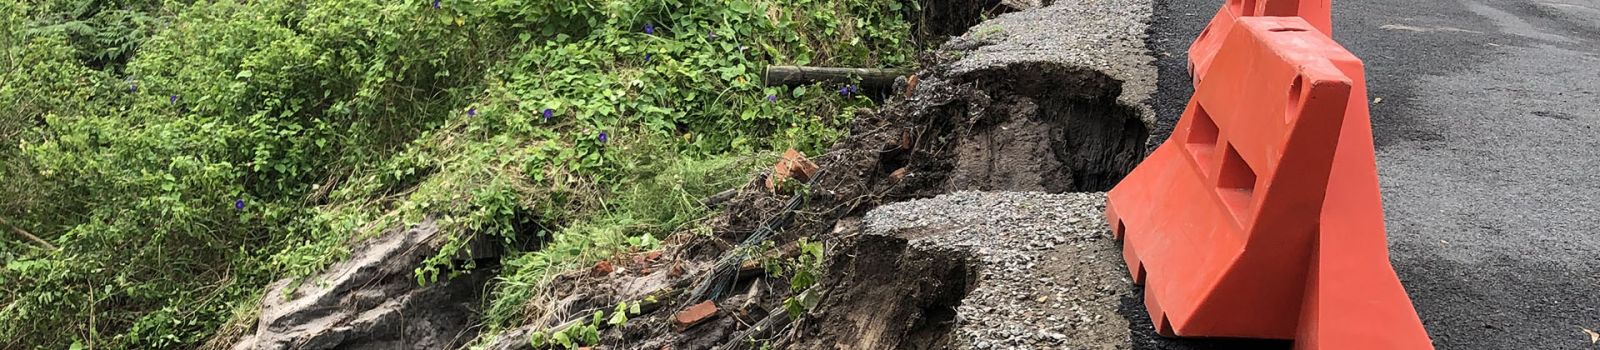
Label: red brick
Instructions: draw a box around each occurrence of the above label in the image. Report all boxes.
[673,300,719,331]
[766,149,819,193]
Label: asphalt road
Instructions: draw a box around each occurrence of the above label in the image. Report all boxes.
[1145,0,1600,348]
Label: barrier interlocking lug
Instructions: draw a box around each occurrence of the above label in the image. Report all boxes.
[1188,0,1332,85]
[1107,16,1433,349]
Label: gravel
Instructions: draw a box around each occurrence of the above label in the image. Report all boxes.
[863,191,1136,350]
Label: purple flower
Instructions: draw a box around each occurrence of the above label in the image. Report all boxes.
[432,0,440,9]
[597,131,609,144]
[708,32,716,39]
[542,108,553,122]
[644,53,652,63]
[839,85,859,97]
[766,95,777,102]
[467,107,476,117]
[234,199,245,210]
[170,95,178,104]
[644,23,654,35]
[129,83,137,93]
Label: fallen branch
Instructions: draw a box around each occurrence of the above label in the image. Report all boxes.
[763,66,906,89]
[702,189,738,209]
[717,308,792,350]
[0,216,56,251]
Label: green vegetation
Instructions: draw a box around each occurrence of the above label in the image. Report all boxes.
[0,0,917,348]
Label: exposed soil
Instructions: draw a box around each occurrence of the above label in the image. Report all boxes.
[943,62,1148,192]
[787,234,975,350]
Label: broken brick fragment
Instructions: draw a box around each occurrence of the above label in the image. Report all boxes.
[592,260,615,276]
[766,148,819,193]
[673,300,719,332]
[903,74,920,98]
[634,250,664,265]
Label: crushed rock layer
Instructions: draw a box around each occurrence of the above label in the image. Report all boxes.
[864,191,1135,350]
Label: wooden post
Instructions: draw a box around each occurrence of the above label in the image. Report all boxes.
[763,66,906,90]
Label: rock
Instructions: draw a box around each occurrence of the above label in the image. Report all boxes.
[229,219,492,350]
[673,300,719,332]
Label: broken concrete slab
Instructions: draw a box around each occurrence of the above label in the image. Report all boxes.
[941,0,1159,148]
[861,191,1135,349]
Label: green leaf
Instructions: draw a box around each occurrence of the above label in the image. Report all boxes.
[553,331,572,348]
[608,309,628,325]
[529,331,547,348]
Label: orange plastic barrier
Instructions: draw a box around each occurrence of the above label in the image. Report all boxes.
[1107,17,1432,349]
[1188,0,1332,84]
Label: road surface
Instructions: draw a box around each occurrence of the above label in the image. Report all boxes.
[1146,0,1600,348]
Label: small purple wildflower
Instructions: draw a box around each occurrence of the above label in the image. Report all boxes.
[644,23,655,35]
[597,131,609,144]
[838,86,849,96]
[542,108,554,122]
[234,199,245,210]
[644,53,652,63]
[707,32,716,39]
[467,107,476,117]
[169,95,178,104]
[432,0,440,9]
[129,83,138,93]
[767,95,777,102]
[849,85,859,94]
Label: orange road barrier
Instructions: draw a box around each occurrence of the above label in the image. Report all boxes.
[1189,0,1332,84]
[1107,17,1433,349]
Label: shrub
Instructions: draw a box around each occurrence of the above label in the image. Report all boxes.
[0,0,914,348]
